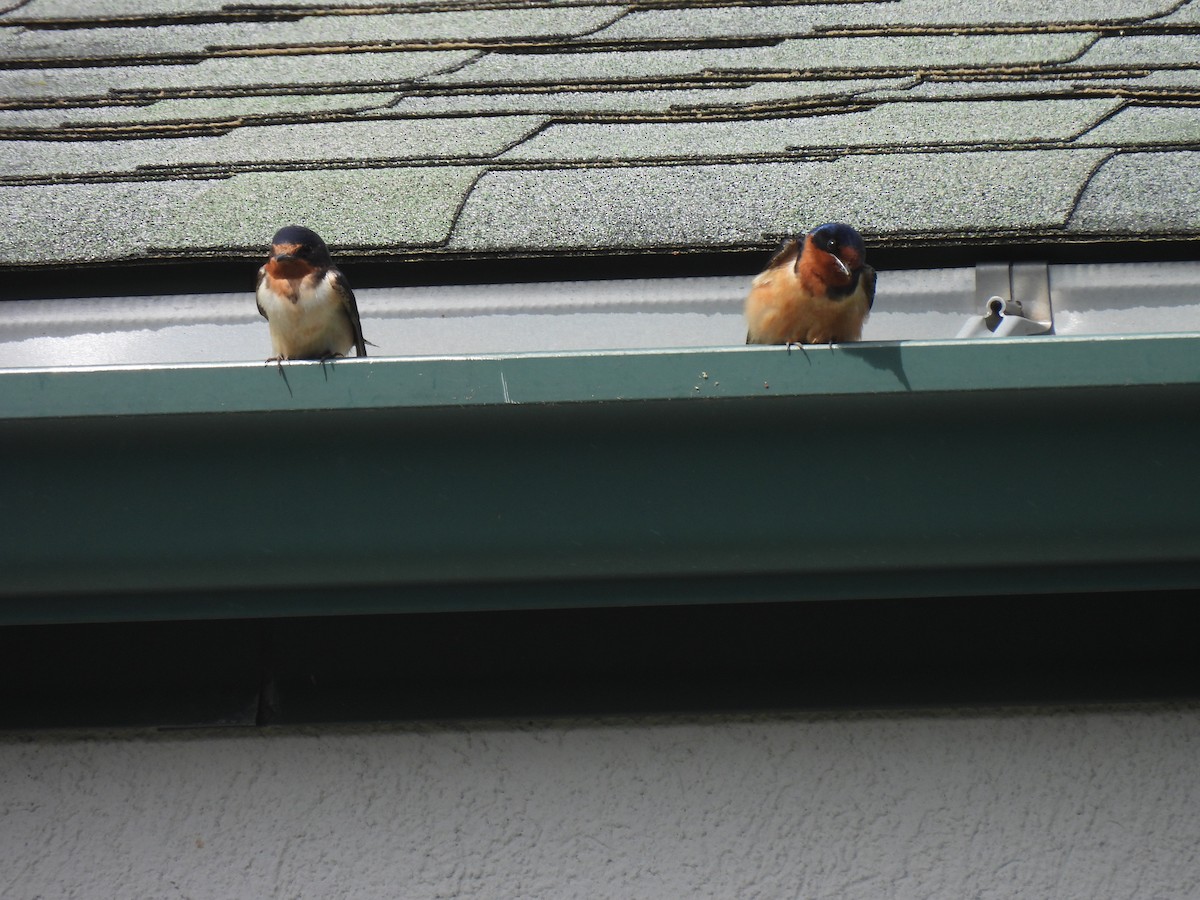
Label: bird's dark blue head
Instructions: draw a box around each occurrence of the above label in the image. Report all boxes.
[269,225,332,268]
[807,222,866,271]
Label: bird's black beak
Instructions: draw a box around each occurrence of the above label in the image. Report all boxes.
[272,252,297,263]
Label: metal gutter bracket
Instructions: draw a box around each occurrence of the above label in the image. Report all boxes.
[957,262,1054,338]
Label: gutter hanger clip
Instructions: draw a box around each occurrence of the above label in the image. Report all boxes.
[957,262,1054,338]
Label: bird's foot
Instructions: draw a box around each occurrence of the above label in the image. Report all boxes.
[266,356,293,397]
[316,352,345,381]
[785,341,810,362]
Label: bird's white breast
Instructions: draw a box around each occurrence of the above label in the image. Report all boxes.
[257,272,354,359]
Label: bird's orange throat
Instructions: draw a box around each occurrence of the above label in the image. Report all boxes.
[798,250,853,296]
[262,272,297,302]
[264,256,316,281]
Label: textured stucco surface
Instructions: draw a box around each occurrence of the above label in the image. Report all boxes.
[2,706,1199,899]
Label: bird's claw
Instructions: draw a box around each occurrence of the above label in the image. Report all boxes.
[785,341,810,362]
[266,356,293,397]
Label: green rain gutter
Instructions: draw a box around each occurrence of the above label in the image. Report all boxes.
[2,334,1199,626]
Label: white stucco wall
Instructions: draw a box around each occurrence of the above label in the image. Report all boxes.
[2,706,1198,899]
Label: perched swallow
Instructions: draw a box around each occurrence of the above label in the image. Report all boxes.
[255,225,367,360]
[744,222,876,345]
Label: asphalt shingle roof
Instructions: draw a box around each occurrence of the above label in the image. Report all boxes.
[2,0,1199,268]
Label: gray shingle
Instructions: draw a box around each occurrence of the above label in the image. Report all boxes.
[1068,35,1200,68]
[0,93,391,130]
[391,78,916,117]
[1091,70,1200,89]
[1153,0,1200,24]
[449,150,1111,251]
[1075,107,1200,148]
[1,8,622,62]
[2,0,476,15]
[434,34,1097,85]
[1067,151,1200,234]
[856,80,1116,102]
[855,68,1200,101]
[2,0,496,14]
[161,166,484,250]
[501,100,1122,162]
[0,166,482,264]
[0,51,479,100]
[0,22,274,60]
[590,0,1178,42]
[0,1,1195,267]
[0,181,214,264]
[2,116,544,178]
[1,0,223,16]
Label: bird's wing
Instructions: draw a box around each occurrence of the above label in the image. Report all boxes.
[764,238,803,272]
[862,264,877,311]
[254,266,269,320]
[330,269,367,357]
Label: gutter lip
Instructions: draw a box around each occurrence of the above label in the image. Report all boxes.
[2,332,1199,421]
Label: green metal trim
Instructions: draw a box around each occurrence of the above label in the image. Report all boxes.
[2,333,1199,420]
[3,335,1200,625]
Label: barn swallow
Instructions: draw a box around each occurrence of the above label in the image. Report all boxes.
[255,225,367,361]
[744,222,876,345]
